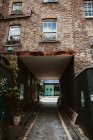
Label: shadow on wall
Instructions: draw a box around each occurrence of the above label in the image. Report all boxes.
[76,67,93,139]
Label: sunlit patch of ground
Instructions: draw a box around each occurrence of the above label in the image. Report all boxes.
[40,96,59,103]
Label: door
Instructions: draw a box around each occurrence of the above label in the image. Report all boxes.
[44,85,54,96]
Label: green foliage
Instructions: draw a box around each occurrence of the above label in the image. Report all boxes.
[0,78,8,95]
[7,87,20,115]
[5,55,19,83]
[0,77,21,123]
[0,55,21,124]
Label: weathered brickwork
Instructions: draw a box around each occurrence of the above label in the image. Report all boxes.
[71,0,92,72]
[0,0,92,73]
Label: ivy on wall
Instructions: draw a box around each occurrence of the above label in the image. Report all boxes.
[2,55,19,84]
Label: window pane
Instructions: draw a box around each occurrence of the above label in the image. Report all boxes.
[52,22,56,27]
[43,21,57,32]
[13,3,22,11]
[42,33,57,41]
[44,23,47,28]
[9,26,21,40]
[51,22,56,32]
[10,27,20,35]
[81,91,85,108]
[43,22,48,32]
[84,2,93,17]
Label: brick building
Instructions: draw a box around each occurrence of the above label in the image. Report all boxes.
[1,1,93,135]
[0,0,93,73]
[0,0,93,106]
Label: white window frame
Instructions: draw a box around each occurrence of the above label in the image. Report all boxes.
[83,1,93,18]
[8,25,21,41]
[12,2,22,12]
[42,21,57,41]
[44,0,57,2]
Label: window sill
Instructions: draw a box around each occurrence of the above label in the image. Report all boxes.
[85,16,93,19]
[11,11,23,15]
[0,10,32,20]
[42,1,58,4]
[5,39,21,47]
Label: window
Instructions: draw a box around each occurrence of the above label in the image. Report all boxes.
[89,36,93,45]
[89,36,93,60]
[28,76,30,87]
[90,95,93,101]
[42,20,57,41]
[90,48,93,60]
[12,2,22,12]
[80,91,85,108]
[20,84,24,100]
[8,25,21,40]
[44,0,57,2]
[83,1,93,17]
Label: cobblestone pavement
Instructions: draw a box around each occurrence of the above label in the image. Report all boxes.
[26,101,68,140]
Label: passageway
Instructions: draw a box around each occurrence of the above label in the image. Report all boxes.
[25,98,69,140]
[18,55,76,121]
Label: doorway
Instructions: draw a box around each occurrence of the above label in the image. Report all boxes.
[45,84,54,96]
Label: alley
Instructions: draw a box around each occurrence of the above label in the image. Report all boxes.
[24,97,69,140]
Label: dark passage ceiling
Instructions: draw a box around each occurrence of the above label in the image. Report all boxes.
[20,55,72,80]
